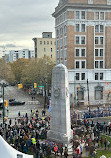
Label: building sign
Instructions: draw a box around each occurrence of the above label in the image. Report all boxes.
[17,154,23,158]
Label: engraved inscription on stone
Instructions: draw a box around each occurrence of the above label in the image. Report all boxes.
[54,87,60,98]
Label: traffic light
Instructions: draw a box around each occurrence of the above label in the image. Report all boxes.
[4,117,8,122]
[78,85,80,91]
[34,83,37,88]
[4,100,8,107]
[86,101,89,107]
[18,84,23,89]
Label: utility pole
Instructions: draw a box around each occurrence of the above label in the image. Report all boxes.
[2,83,5,128]
[74,76,76,107]
[87,79,90,112]
[44,81,47,110]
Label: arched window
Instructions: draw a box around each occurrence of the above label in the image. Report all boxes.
[95,86,103,100]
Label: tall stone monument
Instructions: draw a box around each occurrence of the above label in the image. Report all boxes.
[47,64,73,145]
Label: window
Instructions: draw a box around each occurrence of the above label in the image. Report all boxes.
[95,49,99,56]
[76,24,80,32]
[75,60,86,69]
[47,41,49,45]
[81,73,85,80]
[95,60,104,69]
[100,37,103,44]
[95,36,104,45]
[95,12,104,20]
[76,49,79,56]
[95,25,99,32]
[95,73,98,80]
[76,61,80,68]
[56,50,59,58]
[76,11,80,19]
[100,25,104,32]
[40,41,42,44]
[76,73,80,80]
[56,30,59,37]
[95,61,99,68]
[81,11,85,19]
[88,0,93,4]
[81,24,85,32]
[81,37,85,44]
[60,49,63,58]
[64,37,67,46]
[44,48,46,52]
[75,48,86,57]
[95,49,103,57]
[64,49,67,60]
[100,73,103,80]
[100,49,103,56]
[75,11,86,19]
[51,41,52,45]
[107,0,111,5]
[76,36,80,44]
[78,87,84,100]
[60,39,63,48]
[75,24,85,32]
[95,86,103,100]
[95,12,99,20]
[64,12,67,20]
[44,41,46,45]
[51,48,52,52]
[76,73,85,81]
[81,61,85,68]
[81,49,85,56]
[76,36,86,45]
[64,25,67,34]
[100,12,104,20]
[60,28,63,36]
[95,37,99,44]
[95,73,103,80]
[57,40,59,49]
[100,61,103,68]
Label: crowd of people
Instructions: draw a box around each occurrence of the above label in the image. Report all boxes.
[0,108,111,158]
[0,109,67,158]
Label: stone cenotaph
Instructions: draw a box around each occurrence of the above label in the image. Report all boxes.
[47,64,73,145]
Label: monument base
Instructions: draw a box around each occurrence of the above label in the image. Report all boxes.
[47,129,73,146]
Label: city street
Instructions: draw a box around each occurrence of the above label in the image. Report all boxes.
[0,85,44,121]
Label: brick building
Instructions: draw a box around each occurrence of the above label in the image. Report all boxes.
[53,0,111,106]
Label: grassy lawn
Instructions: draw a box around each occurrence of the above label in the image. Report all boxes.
[97,150,111,158]
[96,134,111,158]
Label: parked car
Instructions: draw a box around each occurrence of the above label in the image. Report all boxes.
[9,100,25,106]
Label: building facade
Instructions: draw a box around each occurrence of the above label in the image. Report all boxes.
[32,32,56,61]
[9,49,35,63]
[53,0,111,106]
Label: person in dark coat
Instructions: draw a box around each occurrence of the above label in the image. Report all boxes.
[104,137,107,150]
[64,147,68,158]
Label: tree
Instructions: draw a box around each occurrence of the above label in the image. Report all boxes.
[21,56,55,92]
[10,58,29,83]
[0,58,15,83]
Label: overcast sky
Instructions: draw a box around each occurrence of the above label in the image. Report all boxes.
[0,0,59,56]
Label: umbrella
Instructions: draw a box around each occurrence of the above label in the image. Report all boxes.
[100,155,106,158]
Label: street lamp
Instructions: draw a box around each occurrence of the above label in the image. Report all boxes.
[87,79,90,112]
[0,83,5,129]
[74,75,76,107]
